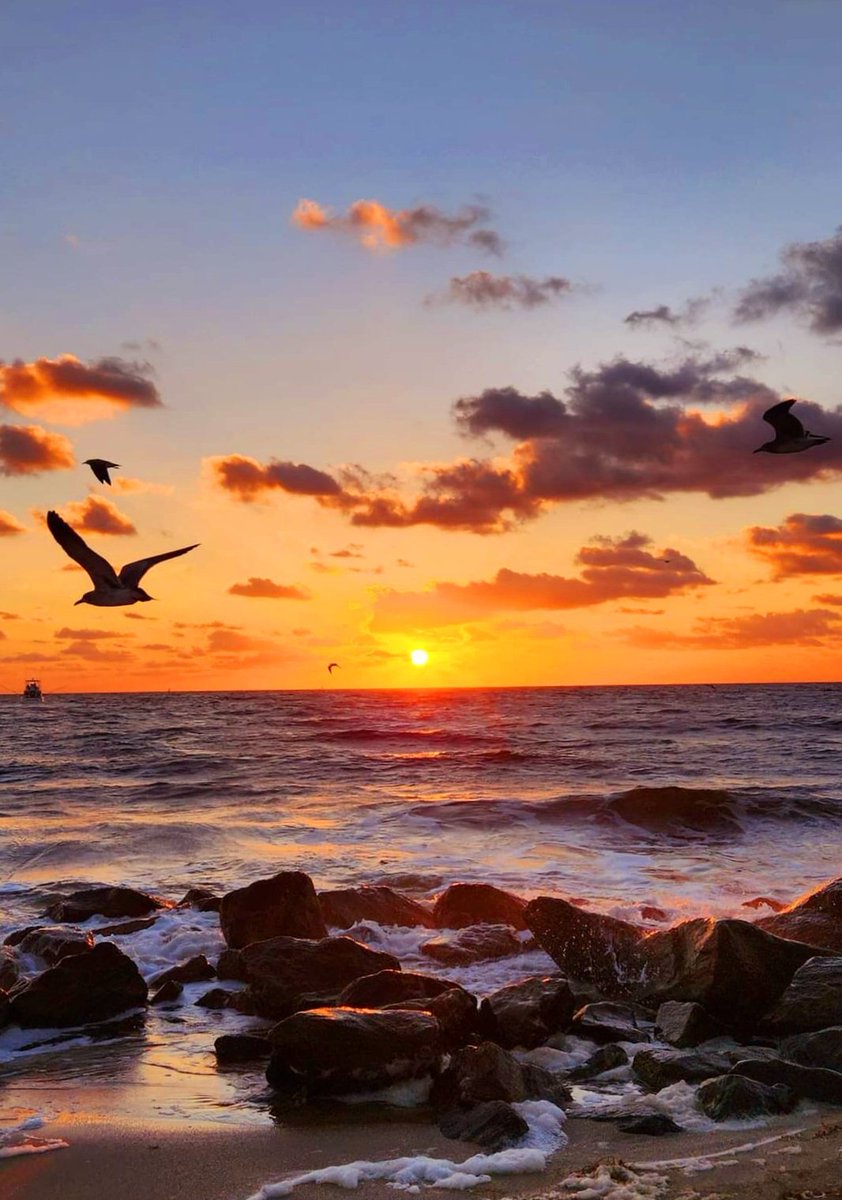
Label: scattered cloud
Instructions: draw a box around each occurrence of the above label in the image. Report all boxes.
[60,641,132,661]
[124,612,151,620]
[292,198,503,254]
[0,611,20,619]
[228,577,311,599]
[813,593,842,606]
[0,423,75,476]
[0,355,161,423]
[208,455,343,501]
[0,509,25,535]
[431,271,573,310]
[329,544,364,559]
[624,297,709,328]
[746,512,842,577]
[621,608,840,650]
[734,225,842,335]
[56,495,137,535]
[111,476,175,496]
[54,627,124,640]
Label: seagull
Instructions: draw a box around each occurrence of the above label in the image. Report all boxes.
[83,458,121,485]
[754,399,830,455]
[327,662,340,674]
[47,510,198,607]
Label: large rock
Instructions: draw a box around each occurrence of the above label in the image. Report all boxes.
[220,935,399,1020]
[567,1044,629,1081]
[46,886,164,923]
[730,1056,842,1105]
[568,1001,654,1044]
[781,1027,842,1073]
[387,988,479,1050]
[655,1001,723,1048]
[421,925,521,967]
[0,988,9,1029]
[150,979,183,1005]
[632,1047,733,1091]
[696,1075,795,1121]
[438,1101,529,1150]
[757,877,842,952]
[9,942,147,1027]
[762,957,842,1033]
[607,786,738,834]
[319,886,434,930]
[150,955,216,989]
[219,871,327,949]
[16,927,95,965]
[524,897,645,995]
[478,976,576,1050]
[0,946,21,991]
[433,883,527,931]
[430,1040,570,1111]
[177,887,221,913]
[267,1006,441,1092]
[338,970,457,1008]
[214,1033,273,1064]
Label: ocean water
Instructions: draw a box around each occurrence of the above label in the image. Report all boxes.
[0,684,840,1129]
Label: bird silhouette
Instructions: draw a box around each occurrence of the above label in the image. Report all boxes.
[327,662,340,675]
[754,400,829,455]
[47,510,198,607]
[83,458,121,485]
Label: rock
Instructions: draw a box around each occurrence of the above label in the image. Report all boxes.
[430,1041,571,1111]
[743,897,786,912]
[17,927,95,965]
[478,976,576,1050]
[433,883,527,931]
[524,897,645,995]
[9,943,147,1027]
[95,917,159,936]
[337,970,457,1008]
[4,926,42,946]
[150,979,183,1005]
[219,871,327,949]
[177,887,221,913]
[730,1057,842,1105]
[568,1001,653,1044]
[226,935,400,1020]
[757,877,842,952]
[214,1033,273,1064]
[0,946,22,991]
[438,1101,529,1150]
[641,906,669,922]
[196,987,234,1010]
[421,925,521,967]
[696,1074,796,1121]
[0,988,9,1028]
[150,955,216,989]
[267,1006,442,1093]
[567,1044,629,1081]
[46,886,165,923]
[632,1048,733,1091]
[640,918,825,1030]
[318,886,434,930]
[386,988,479,1050]
[617,1114,682,1136]
[607,786,738,834]
[781,1027,842,1073]
[762,956,842,1033]
[655,1001,724,1048]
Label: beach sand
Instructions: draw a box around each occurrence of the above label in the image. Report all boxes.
[3,1104,841,1200]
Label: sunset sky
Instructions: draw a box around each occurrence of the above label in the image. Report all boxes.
[3,1,842,691]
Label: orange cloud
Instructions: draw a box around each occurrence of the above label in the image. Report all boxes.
[0,509,25,535]
[54,627,124,641]
[61,641,132,661]
[58,496,137,535]
[621,608,840,650]
[0,355,161,424]
[228,577,311,599]
[746,512,842,577]
[0,423,75,476]
[292,198,503,254]
[111,476,175,496]
[207,454,343,501]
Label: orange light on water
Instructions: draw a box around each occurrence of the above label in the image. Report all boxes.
[410,648,429,666]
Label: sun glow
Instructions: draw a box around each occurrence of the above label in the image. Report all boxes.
[410,648,429,666]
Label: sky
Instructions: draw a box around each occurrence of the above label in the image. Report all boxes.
[3,0,842,691]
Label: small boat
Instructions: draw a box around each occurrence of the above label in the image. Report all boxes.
[22,678,43,701]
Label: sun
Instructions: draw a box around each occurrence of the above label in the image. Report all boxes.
[410,648,429,667]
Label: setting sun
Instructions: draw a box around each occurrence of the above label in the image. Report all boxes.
[410,648,429,667]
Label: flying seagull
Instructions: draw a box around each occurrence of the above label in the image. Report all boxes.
[83,458,121,485]
[327,662,340,674]
[47,510,198,607]
[754,400,829,455]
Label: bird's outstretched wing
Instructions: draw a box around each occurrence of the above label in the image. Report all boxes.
[46,510,121,589]
[119,543,199,588]
[328,662,340,674]
[763,399,804,439]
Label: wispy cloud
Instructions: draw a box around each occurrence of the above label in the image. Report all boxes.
[621,608,840,650]
[292,198,503,254]
[431,271,573,310]
[0,509,25,535]
[734,225,842,335]
[228,577,311,599]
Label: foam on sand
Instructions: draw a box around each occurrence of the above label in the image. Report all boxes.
[0,1114,68,1159]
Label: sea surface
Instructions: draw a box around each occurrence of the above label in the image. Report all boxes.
[0,684,840,1128]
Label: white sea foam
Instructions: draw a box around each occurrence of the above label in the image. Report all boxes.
[94,907,225,980]
[0,1114,68,1159]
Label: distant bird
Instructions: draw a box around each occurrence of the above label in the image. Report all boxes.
[327,662,340,675]
[47,510,198,607]
[83,458,121,485]
[754,399,829,455]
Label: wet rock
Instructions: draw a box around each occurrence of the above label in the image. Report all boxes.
[150,979,183,1005]
[225,935,400,1020]
[617,1114,682,1136]
[421,925,521,967]
[781,1027,842,1073]
[319,886,435,930]
[567,1044,629,1081]
[4,926,41,946]
[214,1033,273,1064]
[431,1041,571,1111]
[640,906,669,922]
[730,1056,842,1104]
[433,883,527,931]
[46,886,165,923]
[438,1101,529,1150]
[94,917,159,937]
[762,956,842,1033]
[478,975,576,1050]
[150,954,216,989]
[177,887,221,913]
[743,897,786,912]
[337,970,457,1008]
[9,942,147,1028]
[196,987,235,1010]
[386,987,479,1050]
[17,927,95,965]
[655,1001,724,1048]
[632,1047,733,1091]
[219,871,327,949]
[568,1001,654,1044]
[757,877,842,952]
[0,988,9,1028]
[607,786,738,834]
[0,946,22,991]
[696,1074,795,1121]
[525,897,645,995]
[267,1006,441,1093]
